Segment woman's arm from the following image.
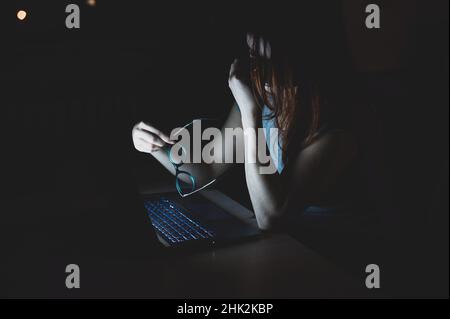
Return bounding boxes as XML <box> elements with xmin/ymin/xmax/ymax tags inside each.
<box><xmin>240</xmin><ymin>111</ymin><xmax>285</xmax><ymax>230</ymax></box>
<box><xmin>242</xmin><ymin>111</ymin><xmax>357</xmax><ymax>230</ymax></box>
<box><xmin>228</xmin><ymin>59</ymin><xmax>357</xmax><ymax>230</ymax></box>
<box><xmin>132</xmin><ymin>105</ymin><xmax>243</xmax><ymax>186</ymax></box>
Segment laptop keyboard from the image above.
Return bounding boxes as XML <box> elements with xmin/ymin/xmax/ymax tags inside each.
<box><xmin>144</xmin><ymin>197</ymin><xmax>215</xmax><ymax>245</ymax></box>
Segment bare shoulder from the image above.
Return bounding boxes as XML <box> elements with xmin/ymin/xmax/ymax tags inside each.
<box><xmin>301</xmin><ymin>129</ymin><xmax>358</xmax><ymax>163</ymax></box>
<box><xmin>287</xmin><ymin>129</ymin><xmax>359</xmax><ymax>197</ymax></box>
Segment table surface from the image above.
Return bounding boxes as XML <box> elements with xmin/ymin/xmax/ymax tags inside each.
<box><xmin>0</xmin><ymin>184</ymin><xmax>367</xmax><ymax>298</ymax></box>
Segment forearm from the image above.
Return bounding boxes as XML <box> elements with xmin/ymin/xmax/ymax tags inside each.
<box><xmin>150</xmin><ymin>106</ymin><xmax>241</xmax><ymax>186</ymax></box>
<box><xmin>241</xmin><ymin>111</ymin><xmax>286</xmax><ymax>230</ymax></box>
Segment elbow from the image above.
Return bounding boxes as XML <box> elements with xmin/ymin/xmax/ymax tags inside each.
<box><xmin>256</xmin><ymin>218</ymin><xmax>275</xmax><ymax>231</ymax></box>
<box><xmin>254</xmin><ymin>206</ymin><xmax>283</xmax><ymax>231</ymax></box>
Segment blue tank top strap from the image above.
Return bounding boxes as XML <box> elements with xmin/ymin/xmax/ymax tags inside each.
<box><xmin>262</xmin><ymin>105</ymin><xmax>285</xmax><ymax>173</ymax></box>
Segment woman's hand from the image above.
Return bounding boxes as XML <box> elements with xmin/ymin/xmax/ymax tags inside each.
<box><xmin>132</xmin><ymin>122</ymin><xmax>174</xmax><ymax>154</ymax></box>
<box><xmin>228</xmin><ymin>59</ymin><xmax>259</xmax><ymax>118</ymax></box>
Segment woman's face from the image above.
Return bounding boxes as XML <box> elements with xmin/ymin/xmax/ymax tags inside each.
<box><xmin>246</xmin><ymin>33</ymin><xmax>271</xmax><ymax>60</ymax></box>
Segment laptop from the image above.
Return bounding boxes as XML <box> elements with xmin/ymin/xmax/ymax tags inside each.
<box><xmin>141</xmin><ymin>191</ymin><xmax>261</xmax><ymax>248</ymax></box>
<box><xmin>60</xmin><ymin>154</ymin><xmax>261</xmax><ymax>252</ymax></box>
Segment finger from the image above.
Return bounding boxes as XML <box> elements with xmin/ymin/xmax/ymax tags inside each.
<box><xmin>133</xmin><ymin>139</ymin><xmax>149</xmax><ymax>153</ymax></box>
<box><xmin>135</xmin><ymin>138</ymin><xmax>164</xmax><ymax>153</ymax></box>
<box><xmin>136</xmin><ymin>139</ymin><xmax>161</xmax><ymax>153</ymax></box>
<box><xmin>137</xmin><ymin>121</ymin><xmax>154</xmax><ymax>132</ymax></box>
<box><xmin>134</xmin><ymin>129</ymin><xmax>165</xmax><ymax>147</ymax></box>
<box><xmin>155</xmin><ymin>131</ymin><xmax>175</xmax><ymax>145</ymax></box>
<box><xmin>137</xmin><ymin>122</ymin><xmax>174</xmax><ymax>144</ymax></box>
<box><xmin>229</xmin><ymin>59</ymin><xmax>238</xmax><ymax>78</ymax></box>
<box><xmin>134</xmin><ymin>140</ymin><xmax>149</xmax><ymax>153</ymax></box>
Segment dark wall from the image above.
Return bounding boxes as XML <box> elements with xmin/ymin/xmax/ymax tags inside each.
<box><xmin>0</xmin><ymin>0</ymin><xmax>447</xmax><ymax>297</ymax></box>
<box><xmin>0</xmin><ymin>1</ymin><xmax>448</xmax><ymax>295</ymax></box>
<box><xmin>0</xmin><ymin>1</ymin><xmax>237</xmax><ymax>197</ymax></box>
<box><xmin>0</xmin><ymin>1</ymin><xmax>350</xmax><ymax>201</ymax></box>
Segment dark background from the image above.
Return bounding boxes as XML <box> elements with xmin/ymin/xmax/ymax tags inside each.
<box><xmin>0</xmin><ymin>0</ymin><xmax>448</xmax><ymax>297</ymax></box>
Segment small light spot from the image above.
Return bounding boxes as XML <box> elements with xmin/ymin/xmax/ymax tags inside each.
<box><xmin>87</xmin><ymin>0</ymin><xmax>97</xmax><ymax>6</ymax></box>
<box><xmin>17</xmin><ymin>10</ymin><xmax>27</xmax><ymax>21</ymax></box>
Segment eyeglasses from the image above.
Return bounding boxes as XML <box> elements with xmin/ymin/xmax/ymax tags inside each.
<box><xmin>167</xmin><ymin>119</ymin><xmax>217</xmax><ymax>198</ymax></box>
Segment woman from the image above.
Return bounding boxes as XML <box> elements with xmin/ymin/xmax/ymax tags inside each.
<box><xmin>132</xmin><ymin>26</ymin><xmax>361</xmax><ymax>231</ymax></box>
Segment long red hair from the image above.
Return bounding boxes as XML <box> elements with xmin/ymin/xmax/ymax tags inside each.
<box><xmin>248</xmin><ymin>32</ymin><xmax>322</xmax><ymax>162</ymax></box>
